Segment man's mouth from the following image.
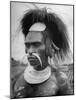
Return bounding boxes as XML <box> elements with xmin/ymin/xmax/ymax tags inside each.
<box><xmin>27</xmin><ymin>53</ymin><xmax>42</xmax><ymax>70</ymax></box>
<box><xmin>28</xmin><ymin>56</ymin><xmax>41</xmax><ymax>67</ymax></box>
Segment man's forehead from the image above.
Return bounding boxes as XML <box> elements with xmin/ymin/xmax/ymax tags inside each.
<box><xmin>25</xmin><ymin>31</ymin><xmax>43</xmax><ymax>43</ymax></box>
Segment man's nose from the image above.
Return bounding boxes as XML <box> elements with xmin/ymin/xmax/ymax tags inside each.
<box><xmin>28</xmin><ymin>46</ymin><xmax>35</xmax><ymax>55</ymax></box>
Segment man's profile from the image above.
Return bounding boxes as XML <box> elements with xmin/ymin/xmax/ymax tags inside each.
<box><xmin>10</xmin><ymin>2</ymin><xmax>74</xmax><ymax>99</ymax></box>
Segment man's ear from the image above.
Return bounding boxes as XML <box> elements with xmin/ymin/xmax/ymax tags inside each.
<box><xmin>45</xmin><ymin>38</ymin><xmax>55</xmax><ymax>58</ymax></box>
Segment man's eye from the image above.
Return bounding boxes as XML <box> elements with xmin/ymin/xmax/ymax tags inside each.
<box><xmin>25</xmin><ymin>43</ymin><xmax>30</xmax><ymax>48</ymax></box>
<box><xmin>25</xmin><ymin>42</ymin><xmax>41</xmax><ymax>48</ymax></box>
<box><xmin>33</xmin><ymin>43</ymin><xmax>41</xmax><ymax>47</ymax></box>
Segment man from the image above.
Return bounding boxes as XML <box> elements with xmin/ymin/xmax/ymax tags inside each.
<box><xmin>11</xmin><ymin>8</ymin><xmax>73</xmax><ymax>98</ymax></box>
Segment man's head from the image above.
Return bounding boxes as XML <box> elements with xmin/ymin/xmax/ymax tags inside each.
<box><xmin>25</xmin><ymin>23</ymin><xmax>52</xmax><ymax>70</ymax></box>
<box><xmin>21</xmin><ymin>8</ymin><xmax>69</xmax><ymax>69</ymax></box>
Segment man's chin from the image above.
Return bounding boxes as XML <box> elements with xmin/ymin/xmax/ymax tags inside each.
<box><xmin>29</xmin><ymin>63</ymin><xmax>43</xmax><ymax>71</ymax></box>
<box><xmin>26</xmin><ymin>52</ymin><xmax>48</xmax><ymax>70</ymax></box>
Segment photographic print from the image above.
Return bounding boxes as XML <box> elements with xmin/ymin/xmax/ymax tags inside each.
<box><xmin>10</xmin><ymin>1</ymin><xmax>74</xmax><ymax>99</ymax></box>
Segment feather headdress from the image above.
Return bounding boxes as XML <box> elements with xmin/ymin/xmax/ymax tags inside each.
<box><xmin>21</xmin><ymin>8</ymin><xmax>69</xmax><ymax>60</ymax></box>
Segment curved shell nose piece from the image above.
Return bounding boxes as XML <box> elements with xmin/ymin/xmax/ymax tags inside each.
<box><xmin>32</xmin><ymin>53</ymin><xmax>42</xmax><ymax>67</ymax></box>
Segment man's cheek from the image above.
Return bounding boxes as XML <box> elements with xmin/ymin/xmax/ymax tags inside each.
<box><xmin>37</xmin><ymin>45</ymin><xmax>45</xmax><ymax>55</ymax></box>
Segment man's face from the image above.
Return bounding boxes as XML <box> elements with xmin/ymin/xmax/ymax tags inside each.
<box><xmin>25</xmin><ymin>31</ymin><xmax>48</xmax><ymax>70</ymax></box>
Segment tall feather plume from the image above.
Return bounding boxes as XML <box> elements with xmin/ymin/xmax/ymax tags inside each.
<box><xmin>21</xmin><ymin>8</ymin><xmax>70</xmax><ymax>60</ymax></box>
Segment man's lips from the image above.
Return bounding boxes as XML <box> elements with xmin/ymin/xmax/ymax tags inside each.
<box><xmin>28</xmin><ymin>56</ymin><xmax>41</xmax><ymax>67</ymax></box>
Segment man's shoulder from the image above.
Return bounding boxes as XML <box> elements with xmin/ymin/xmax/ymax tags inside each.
<box><xmin>51</xmin><ymin>64</ymin><xmax>74</xmax><ymax>95</ymax></box>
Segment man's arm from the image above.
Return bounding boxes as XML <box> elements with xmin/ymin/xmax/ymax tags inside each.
<box><xmin>55</xmin><ymin>66</ymin><xmax>73</xmax><ymax>95</ymax></box>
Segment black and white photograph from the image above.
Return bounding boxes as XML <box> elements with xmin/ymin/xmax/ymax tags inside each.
<box><xmin>10</xmin><ymin>1</ymin><xmax>74</xmax><ymax>99</ymax></box>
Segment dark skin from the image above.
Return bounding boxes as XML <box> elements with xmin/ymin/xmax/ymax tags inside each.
<box><xmin>11</xmin><ymin>32</ymin><xmax>73</xmax><ymax>98</ymax></box>
<box><xmin>25</xmin><ymin>32</ymin><xmax>49</xmax><ymax>71</ymax></box>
